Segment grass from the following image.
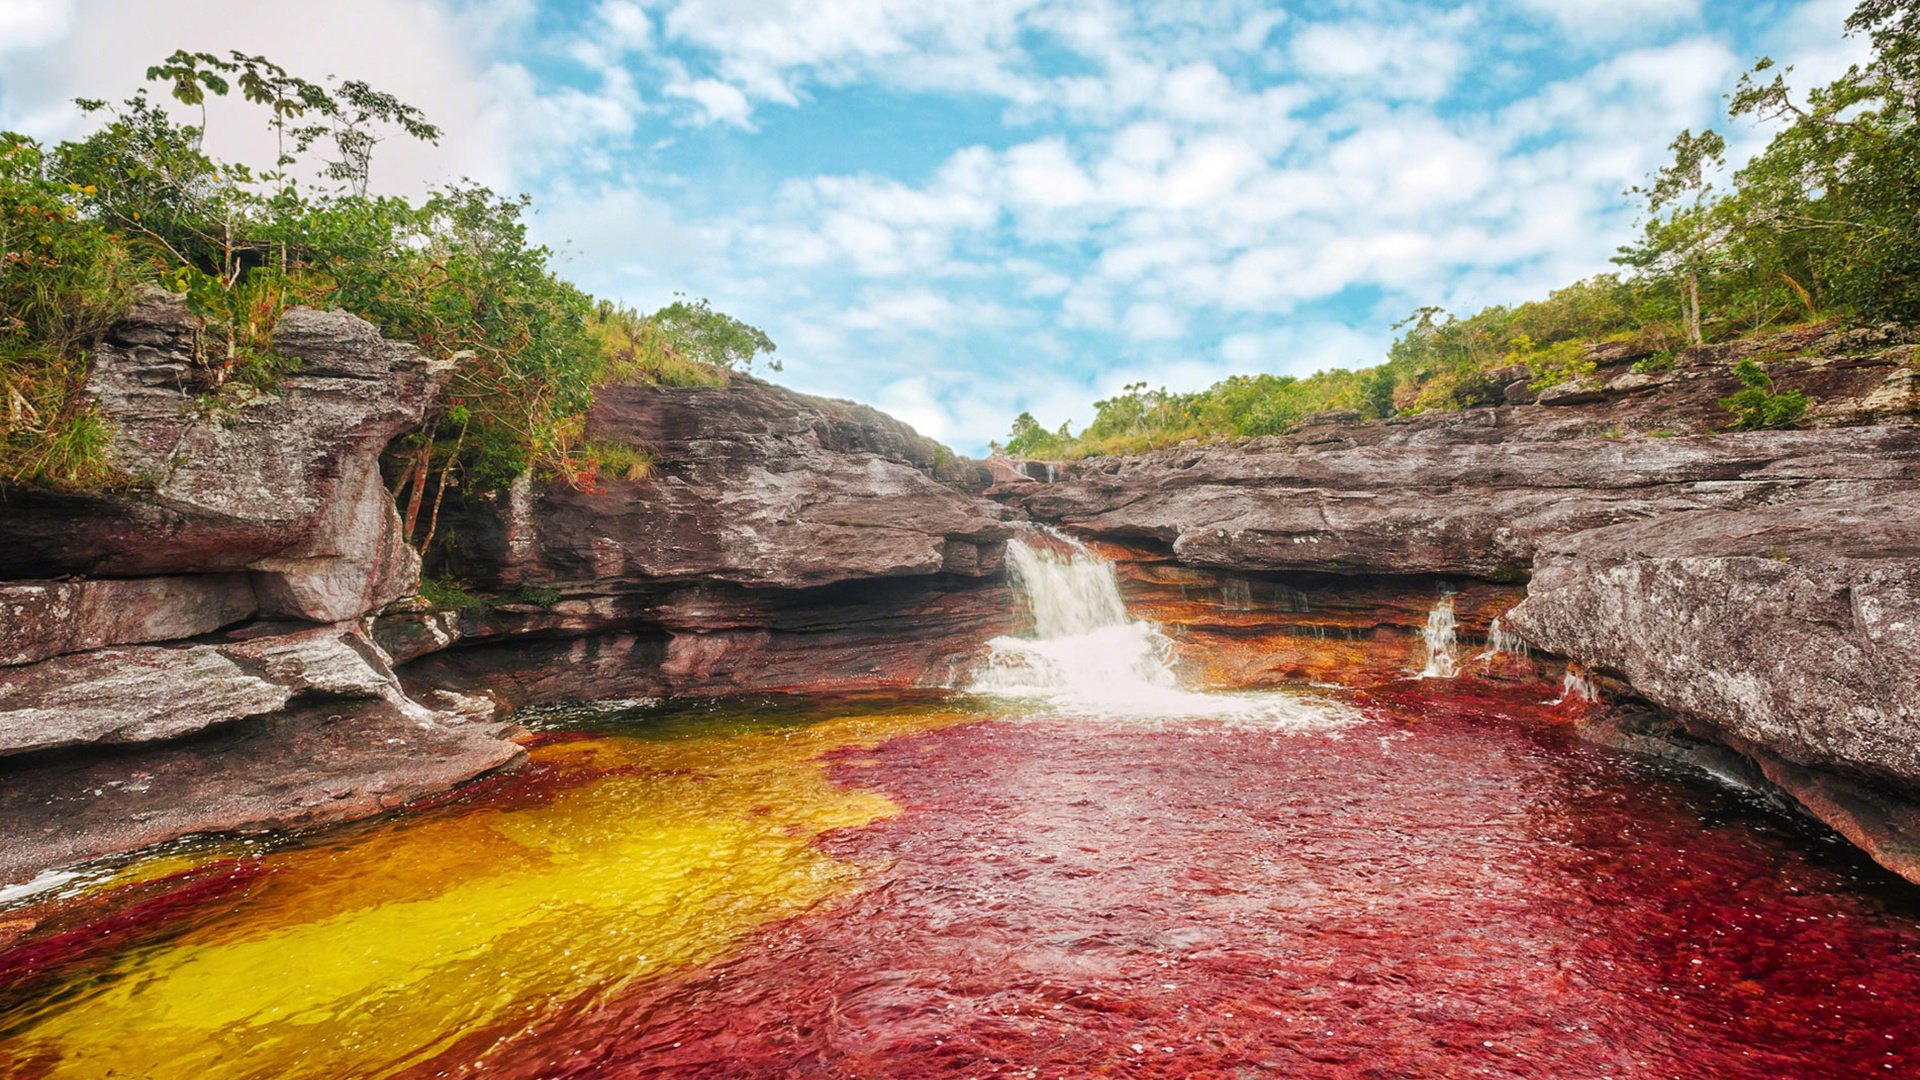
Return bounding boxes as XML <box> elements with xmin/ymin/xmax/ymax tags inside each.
<box><xmin>417</xmin><ymin>574</ymin><xmax>481</xmax><ymax>611</ymax></box>
<box><xmin>586</xmin><ymin>304</ymin><xmax>729</xmax><ymax>389</ymax></box>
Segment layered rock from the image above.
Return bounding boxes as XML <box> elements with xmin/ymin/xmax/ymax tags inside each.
<box><xmin>0</xmin><ymin>296</ymin><xmax>519</xmax><ymax>887</ymax></box>
<box><xmin>408</xmin><ymin>374</ymin><xmax>1016</xmax><ymax>706</ymax></box>
<box><xmin>0</xmin><ymin>290</ymin><xmax>443</xmax><ymax>621</ymax></box>
<box><xmin>1505</xmin><ymin>495</ymin><xmax>1920</xmax><ymax>879</ymax></box>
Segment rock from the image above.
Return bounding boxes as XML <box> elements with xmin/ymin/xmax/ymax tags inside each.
<box><xmin>0</xmin><ymin>697</ymin><xmax>522</xmax><ymax>885</ymax></box>
<box><xmin>0</xmin><ymin>622</ymin><xmax>420</xmax><ymax>758</ymax></box>
<box><xmin>1503</xmin><ymin>380</ymin><xmax>1537</xmax><ymax>405</ymax></box>
<box><xmin>0</xmin><ymin>575</ymin><xmax>256</xmax><ymax>666</ymax></box>
<box><xmin>1505</xmin><ymin>497</ymin><xmax>1920</xmax><ymax>787</ymax></box>
<box><xmin>443</xmin><ymin>375</ymin><xmax>1011</xmax><ymax>591</ymax></box>
<box><xmin>1535</xmin><ymin>379</ymin><xmax>1607</xmax><ymax>406</ymax></box>
<box><xmin>0</xmin><ymin>291</ymin><xmax>445</xmax><ymax>623</ymax></box>
<box><xmin>1015</xmin><ymin>424</ymin><xmax>1920</xmax><ymax>580</ymax></box>
<box><xmin>404</xmin><ymin>374</ymin><xmax>1019</xmax><ymax>706</ymax></box>
<box><xmin>1586</xmin><ymin>341</ymin><xmax>1657</xmax><ymax>367</ymax></box>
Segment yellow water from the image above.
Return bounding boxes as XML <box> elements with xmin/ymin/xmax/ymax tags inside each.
<box><xmin>0</xmin><ymin>699</ymin><xmax>974</xmax><ymax>1079</ymax></box>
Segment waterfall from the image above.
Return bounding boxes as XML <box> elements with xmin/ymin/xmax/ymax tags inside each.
<box><xmin>1416</xmin><ymin>593</ymin><xmax>1460</xmax><ymax>679</ymax></box>
<box><xmin>1551</xmin><ymin>663</ymin><xmax>1601</xmax><ymax>706</ymax></box>
<box><xmin>1482</xmin><ymin>616</ymin><xmax>1529</xmax><ymax>660</ymax></box>
<box><xmin>971</xmin><ymin>530</ymin><xmax>1353</xmax><ymax>728</ymax></box>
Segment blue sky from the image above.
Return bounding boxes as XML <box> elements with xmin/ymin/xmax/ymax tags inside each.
<box><xmin>0</xmin><ymin>0</ymin><xmax>1868</xmax><ymax>453</ymax></box>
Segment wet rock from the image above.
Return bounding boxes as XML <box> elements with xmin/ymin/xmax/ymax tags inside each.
<box><xmin>0</xmin><ymin>622</ymin><xmax>418</xmax><ymax>758</ymax></box>
<box><xmin>0</xmin><ymin>698</ymin><xmax>522</xmax><ymax>885</ymax></box>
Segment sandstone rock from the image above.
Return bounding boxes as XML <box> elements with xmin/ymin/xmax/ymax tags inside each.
<box><xmin>1016</xmin><ymin>425</ymin><xmax>1920</xmax><ymax>580</ymax></box>
<box><xmin>442</xmin><ymin>375</ymin><xmax>1011</xmax><ymax>591</ymax></box>
<box><xmin>1504</xmin><ymin>497</ymin><xmax>1920</xmax><ymax>787</ymax></box>
<box><xmin>0</xmin><ymin>291</ymin><xmax>444</xmax><ymax>623</ymax></box>
<box><xmin>0</xmin><ymin>622</ymin><xmax>420</xmax><ymax>758</ymax></box>
<box><xmin>0</xmin><ymin>698</ymin><xmax>522</xmax><ymax>885</ymax></box>
<box><xmin>1536</xmin><ymin>379</ymin><xmax>1607</xmax><ymax>406</ymax></box>
<box><xmin>0</xmin><ymin>575</ymin><xmax>256</xmax><ymax>666</ymax></box>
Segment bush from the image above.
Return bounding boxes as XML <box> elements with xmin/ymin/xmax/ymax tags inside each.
<box><xmin>1719</xmin><ymin>359</ymin><xmax>1810</xmax><ymax>430</ymax></box>
<box><xmin>0</xmin><ymin>133</ymin><xmax>135</xmax><ymax>487</ymax></box>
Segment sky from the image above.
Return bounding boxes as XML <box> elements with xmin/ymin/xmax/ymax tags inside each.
<box><xmin>0</xmin><ymin>0</ymin><xmax>1871</xmax><ymax>453</ymax></box>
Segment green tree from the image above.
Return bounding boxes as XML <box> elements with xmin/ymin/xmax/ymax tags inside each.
<box><xmin>1617</xmin><ymin>129</ymin><xmax>1728</xmax><ymax>346</ymax></box>
<box><xmin>650</xmin><ymin>295</ymin><xmax>778</xmax><ymax>372</ymax></box>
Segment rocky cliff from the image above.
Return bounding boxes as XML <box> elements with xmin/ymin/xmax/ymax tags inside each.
<box><xmin>4</xmin><ymin>303</ymin><xmax>1917</xmax><ymax>893</ymax></box>
<box><xmin>0</xmin><ymin>296</ymin><xmax>1016</xmax><ymax>887</ymax></box>
<box><xmin>385</xmin><ymin>372</ymin><xmax>1017</xmax><ymax>706</ymax></box>
<box><xmin>997</xmin><ymin>322</ymin><xmax>1920</xmax><ymax>882</ymax></box>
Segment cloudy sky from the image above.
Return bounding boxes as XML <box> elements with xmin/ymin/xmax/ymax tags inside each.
<box><xmin>0</xmin><ymin>0</ymin><xmax>1867</xmax><ymax>452</ymax></box>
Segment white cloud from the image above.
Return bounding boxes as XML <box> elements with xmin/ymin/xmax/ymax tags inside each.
<box><xmin>0</xmin><ymin>0</ymin><xmax>515</xmax><ymax>193</ymax></box>
<box><xmin>1516</xmin><ymin>0</ymin><xmax>1703</xmax><ymax>38</ymax></box>
<box><xmin>1287</xmin><ymin>19</ymin><xmax>1468</xmax><ymax>100</ymax></box>
<box><xmin>0</xmin><ymin>0</ymin><xmax>72</xmax><ymax>55</ymax></box>
<box><xmin>665</xmin><ymin>77</ymin><xmax>753</xmax><ymax>127</ymax></box>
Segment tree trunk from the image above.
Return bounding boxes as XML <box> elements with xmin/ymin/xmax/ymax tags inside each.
<box><xmin>418</xmin><ymin>415</ymin><xmax>469</xmax><ymax>557</ymax></box>
<box><xmin>401</xmin><ymin>434</ymin><xmax>433</xmax><ymax>538</ymax></box>
<box><xmin>1686</xmin><ymin>265</ymin><xmax>1704</xmax><ymax>346</ymax></box>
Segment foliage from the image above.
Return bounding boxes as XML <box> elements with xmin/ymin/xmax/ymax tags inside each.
<box><xmin>649</xmin><ymin>294</ymin><xmax>778</xmax><ymax>373</ymax></box>
<box><xmin>586</xmin><ymin>300</ymin><xmax>730</xmax><ymax>388</ymax></box>
<box><xmin>2</xmin><ymin>49</ymin><xmax>768</xmax><ymax>515</ymax></box>
<box><xmin>1719</xmin><ymin>359</ymin><xmax>1811</xmax><ymax>430</ymax></box>
<box><xmin>0</xmin><ymin>133</ymin><xmax>134</xmax><ymax>487</ymax></box>
<box><xmin>417</xmin><ymin>574</ymin><xmax>481</xmax><ymax>611</ymax></box>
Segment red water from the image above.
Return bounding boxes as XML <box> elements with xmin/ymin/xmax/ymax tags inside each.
<box><xmin>425</xmin><ymin>682</ymin><xmax>1920</xmax><ymax>1079</ymax></box>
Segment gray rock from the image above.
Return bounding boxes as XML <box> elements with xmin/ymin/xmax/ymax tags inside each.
<box><xmin>1505</xmin><ymin>497</ymin><xmax>1920</xmax><ymax>787</ymax></box>
<box><xmin>0</xmin><ymin>291</ymin><xmax>445</xmax><ymax>623</ymax></box>
<box><xmin>0</xmin><ymin>575</ymin><xmax>257</xmax><ymax>666</ymax></box>
<box><xmin>0</xmin><ymin>622</ymin><xmax>422</xmax><ymax>758</ymax></box>
<box><xmin>445</xmin><ymin>374</ymin><xmax>1012</xmax><ymax>591</ymax></box>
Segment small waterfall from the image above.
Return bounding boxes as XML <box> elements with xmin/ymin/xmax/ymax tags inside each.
<box><xmin>1416</xmin><ymin>593</ymin><xmax>1460</xmax><ymax>679</ymax></box>
<box><xmin>971</xmin><ymin>530</ymin><xmax>1354</xmax><ymax>727</ymax></box>
<box><xmin>972</xmin><ymin>531</ymin><xmax>1185</xmax><ymax>708</ymax></box>
<box><xmin>1551</xmin><ymin>662</ymin><xmax>1601</xmax><ymax>706</ymax></box>
<box><xmin>1482</xmin><ymin>616</ymin><xmax>1529</xmax><ymax>660</ymax></box>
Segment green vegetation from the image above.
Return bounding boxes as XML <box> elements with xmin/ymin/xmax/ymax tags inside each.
<box><xmin>417</xmin><ymin>574</ymin><xmax>481</xmax><ymax>612</ymax></box>
<box><xmin>1000</xmin><ymin>0</ymin><xmax>1918</xmax><ymax>457</ymax></box>
<box><xmin>0</xmin><ymin>50</ymin><xmax>773</xmax><ymax>504</ymax></box>
<box><xmin>1719</xmin><ymin>358</ymin><xmax>1811</xmax><ymax>430</ymax></box>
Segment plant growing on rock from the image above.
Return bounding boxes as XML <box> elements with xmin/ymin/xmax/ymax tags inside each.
<box><xmin>1719</xmin><ymin>359</ymin><xmax>1810</xmax><ymax>430</ymax></box>
<box><xmin>0</xmin><ymin>49</ymin><xmax>770</xmax><ymax>522</ymax></box>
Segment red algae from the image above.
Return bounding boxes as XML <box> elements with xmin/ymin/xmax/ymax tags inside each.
<box><xmin>448</xmin><ymin>683</ymin><xmax>1920</xmax><ymax>1079</ymax></box>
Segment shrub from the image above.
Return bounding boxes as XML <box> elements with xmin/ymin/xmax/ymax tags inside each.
<box><xmin>1719</xmin><ymin>359</ymin><xmax>1810</xmax><ymax>430</ymax></box>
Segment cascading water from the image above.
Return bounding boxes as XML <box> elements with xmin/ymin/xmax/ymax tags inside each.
<box><xmin>1480</xmin><ymin>616</ymin><xmax>1529</xmax><ymax>660</ymax></box>
<box><xmin>1416</xmin><ymin>592</ymin><xmax>1460</xmax><ymax>679</ymax></box>
<box><xmin>971</xmin><ymin>529</ymin><xmax>1352</xmax><ymax>727</ymax></box>
<box><xmin>1552</xmin><ymin>662</ymin><xmax>1601</xmax><ymax>705</ymax></box>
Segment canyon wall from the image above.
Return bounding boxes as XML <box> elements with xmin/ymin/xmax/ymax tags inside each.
<box><xmin>3</xmin><ymin>301</ymin><xmax>1916</xmax><ymax>889</ymax></box>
